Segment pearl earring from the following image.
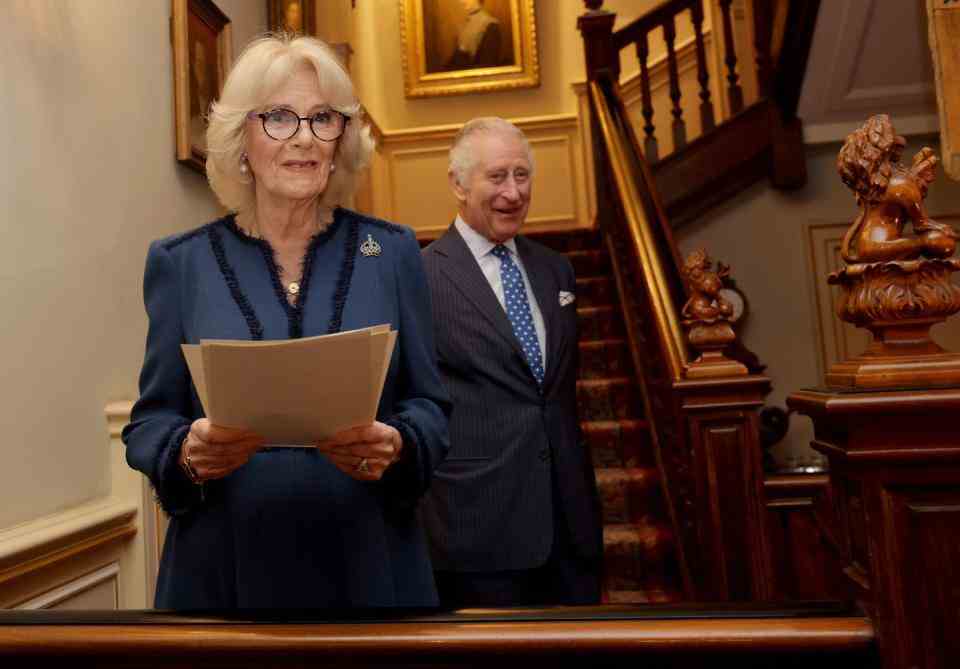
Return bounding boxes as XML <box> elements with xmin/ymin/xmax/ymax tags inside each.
<box><xmin>239</xmin><ymin>153</ymin><xmax>249</xmax><ymax>175</ymax></box>
<box><xmin>329</xmin><ymin>163</ymin><xmax>336</xmax><ymax>173</ymax></box>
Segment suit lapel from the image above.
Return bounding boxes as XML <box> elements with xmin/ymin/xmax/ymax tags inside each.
<box><xmin>516</xmin><ymin>235</ymin><xmax>564</xmax><ymax>391</ymax></box>
<box><xmin>434</xmin><ymin>225</ymin><xmax>528</xmax><ymax>364</ymax></box>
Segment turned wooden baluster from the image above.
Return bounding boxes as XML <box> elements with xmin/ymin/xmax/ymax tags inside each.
<box><xmin>718</xmin><ymin>0</ymin><xmax>744</xmax><ymax>113</ymax></box>
<box><xmin>752</xmin><ymin>0</ymin><xmax>774</xmax><ymax>99</ymax></box>
<box><xmin>636</xmin><ymin>33</ymin><xmax>659</xmax><ymax>162</ymax></box>
<box><xmin>690</xmin><ymin>1</ymin><xmax>715</xmax><ymax>132</ymax></box>
<box><xmin>662</xmin><ymin>16</ymin><xmax>686</xmax><ymax>150</ymax></box>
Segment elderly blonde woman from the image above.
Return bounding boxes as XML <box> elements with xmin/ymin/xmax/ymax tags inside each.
<box><xmin>123</xmin><ymin>35</ymin><xmax>451</xmax><ymax>608</ymax></box>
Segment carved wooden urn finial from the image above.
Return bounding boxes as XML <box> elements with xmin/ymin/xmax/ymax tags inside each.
<box><xmin>827</xmin><ymin>114</ymin><xmax>960</xmax><ymax>388</ymax></box>
<box><xmin>680</xmin><ymin>249</ymin><xmax>748</xmax><ymax>378</ymax></box>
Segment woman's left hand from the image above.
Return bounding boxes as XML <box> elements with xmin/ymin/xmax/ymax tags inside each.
<box><xmin>315</xmin><ymin>422</ymin><xmax>403</xmax><ymax>481</ymax></box>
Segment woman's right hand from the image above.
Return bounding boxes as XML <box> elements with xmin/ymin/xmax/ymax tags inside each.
<box><xmin>178</xmin><ymin>418</ymin><xmax>264</xmax><ymax>483</ymax></box>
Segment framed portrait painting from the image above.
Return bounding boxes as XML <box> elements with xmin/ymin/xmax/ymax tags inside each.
<box><xmin>400</xmin><ymin>0</ymin><xmax>539</xmax><ymax>98</ymax></box>
<box><xmin>172</xmin><ymin>0</ymin><xmax>233</xmax><ymax>173</ymax></box>
<box><xmin>266</xmin><ymin>0</ymin><xmax>317</xmax><ymax>36</ymax></box>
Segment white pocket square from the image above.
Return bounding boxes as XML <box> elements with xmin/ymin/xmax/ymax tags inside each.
<box><xmin>559</xmin><ymin>290</ymin><xmax>575</xmax><ymax>306</ymax></box>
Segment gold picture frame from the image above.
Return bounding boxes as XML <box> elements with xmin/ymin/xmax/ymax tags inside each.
<box><xmin>172</xmin><ymin>0</ymin><xmax>233</xmax><ymax>174</ymax></box>
<box><xmin>399</xmin><ymin>0</ymin><xmax>539</xmax><ymax>98</ymax></box>
<box><xmin>266</xmin><ymin>0</ymin><xmax>317</xmax><ymax>36</ymax></box>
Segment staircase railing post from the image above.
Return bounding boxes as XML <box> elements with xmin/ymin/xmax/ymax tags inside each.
<box><xmin>578</xmin><ymin>1</ymin><xmax>619</xmax><ymax>237</ymax></box>
<box><xmin>578</xmin><ymin>1</ymin><xmax>619</xmax><ymax>83</ymax></box>
<box><xmin>789</xmin><ymin>119</ymin><xmax>960</xmax><ymax>669</ymax></box>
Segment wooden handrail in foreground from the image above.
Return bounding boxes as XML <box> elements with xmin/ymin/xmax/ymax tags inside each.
<box><xmin>0</xmin><ymin>606</ymin><xmax>877</xmax><ymax>665</ymax></box>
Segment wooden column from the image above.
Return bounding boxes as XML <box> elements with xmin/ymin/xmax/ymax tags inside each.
<box><xmin>788</xmin><ymin>388</ymin><xmax>960</xmax><ymax>669</ymax></box>
<box><xmin>672</xmin><ymin>250</ymin><xmax>775</xmax><ymax>601</ymax></box>
<box><xmin>577</xmin><ymin>2</ymin><xmax>618</xmax><ymax>82</ymax></box>
<box><xmin>673</xmin><ymin>375</ymin><xmax>775</xmax><ymax>601</ymax></box>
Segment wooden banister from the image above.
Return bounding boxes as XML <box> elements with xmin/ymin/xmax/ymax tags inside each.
<box><xmin>589</xmin><ymin>78</ymin><xmax>689</xmax><ymax>383</ymax></box>
<box><xmin>586</xmin><ymin>72</ymin><xmax>776</xmax><ymax>602</ymax></box>
<box><xmin>581</xmin><ymin>0</ymin><xmax>815</xmax><ymax>226</ymax></box>
<box><xmin>612</xmin><ymin>0</ymin><xmax>700</xmax><ymax>51</ymax></box>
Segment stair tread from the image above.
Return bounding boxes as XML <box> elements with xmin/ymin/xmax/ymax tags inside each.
<box><xmin>603</xmin><ymin>520</ymin><xmax>672</xmax><ymax>537</ymax></box>
<box><xmin>595</xmin><ymin>466</ymin><xmax>658</xmax><ymax>484</ymax></box>
<box><xmin>577</xmin><ymin>377</ymin><xmax>634</xmax><ymax>387</ymax></box>
<box><xmin>579</xmin><ymin>338</ymin><xmax>627</xmax><ymax>348</ymax></box>
<box><xmin>541</xmin><ymin>230</ymin><xmax>678</xmax><ymax>603</ymax></box>
<box><xmin>581</xmin><ymin>418</ymin><xmax>649</xmax><ymax>430</ymax></box>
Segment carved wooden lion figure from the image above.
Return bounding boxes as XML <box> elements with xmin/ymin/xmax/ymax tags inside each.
<box><xmin>681</xmin><ymin>249</ymin><xmax>733</xmax><ymax>324</ymax></box>
<box><xmin>836</xmin><ymin>114</ymin><xmax>958</xmax><ymax>263</ymax></box>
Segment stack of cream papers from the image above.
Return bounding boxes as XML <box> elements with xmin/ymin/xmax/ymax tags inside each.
<box><xmin>181</xmin><ymin>325</ymin><xmax>397</xmax><ymax>446</ymax></box>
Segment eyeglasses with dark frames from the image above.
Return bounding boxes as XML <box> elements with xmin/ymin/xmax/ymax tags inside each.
<box><xmin>247</xmin><ymin>108</ymin><xmax>349</xmax><ymax>142</ymax></box>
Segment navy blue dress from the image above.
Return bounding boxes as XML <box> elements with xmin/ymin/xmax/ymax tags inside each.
<box><xmin>122</xmin><ymin>208</ymin><xmax>451</xmax><ymax>608</ymax></box>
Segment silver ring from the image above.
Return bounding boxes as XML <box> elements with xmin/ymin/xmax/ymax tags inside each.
<box><xmin>355</xmin><ymin>457</ymin><xmax>370</xmax><ymax>473</ymax></box>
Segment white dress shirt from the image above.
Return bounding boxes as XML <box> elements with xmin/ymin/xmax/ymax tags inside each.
<box><xmin>455</xmin><ymin>216</ymin><xmax>547</xmax><ymax>370</ymax></box>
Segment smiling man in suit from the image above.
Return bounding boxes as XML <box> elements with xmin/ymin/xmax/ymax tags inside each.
<box><xmin>421</xmin><ymin>117</ymin><xmax>603</xmax><ymax>607</ymax></box>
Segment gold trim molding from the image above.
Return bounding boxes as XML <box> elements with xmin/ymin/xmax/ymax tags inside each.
<box><xmin>379</xmin><ymin>113</ymin><xmax>579</xmax><ymax>144</ymax></box>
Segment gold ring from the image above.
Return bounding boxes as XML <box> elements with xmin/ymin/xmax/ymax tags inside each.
<box><xmin>355</xmin><ymin>457</ymin><xmax>370</xmax><ymax>473</ymax></box>
<box><xmin>182</xmin><ymin>454</ymin><xmax>201</xmax><ymax>484</ymax></box>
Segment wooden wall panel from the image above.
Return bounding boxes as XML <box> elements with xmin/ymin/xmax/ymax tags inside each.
<box><xmin>882</xmin><ymin>487</ymin><xmax>960</xmax><ymax>666</ymax></box>
<box><xmin>368</xmin><ymin>115</ymin><xmax>589</xmax><ymax>239</ymax></box>
<box><xmin>764</xmin><ymin>475</ymin><xmax>849</xmax><ymax>601</ymax></box>
<box><xmin>17</xmin><ymin>563</ymin><xmax>119</xmax><ymax>610</ymax></box>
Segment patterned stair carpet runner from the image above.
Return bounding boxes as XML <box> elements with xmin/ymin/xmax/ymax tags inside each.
<box><xmin>537</xmin><ymin>229</ymin><xmax>683</xmax><ymax>603</ymax></box>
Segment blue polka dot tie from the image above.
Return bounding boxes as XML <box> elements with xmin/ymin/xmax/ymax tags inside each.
<box><xmin>491</xmin><ymin>244</ymin><xmax>545</xmax><ymax>388</ymax></box>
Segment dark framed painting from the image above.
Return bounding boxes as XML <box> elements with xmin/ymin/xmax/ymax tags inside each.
<box><xmin>400</xmin><ymin>0</ymin><xmax>539</xmax><ymax>98</ymax></box>
<box><xmin>172</xmin><ymin>0</ymin><xmax>233</xmax><ymax>173</ymax></box>
<box><xmin>267</xmin><ymin>0</ymin><xmax>317</xmax><ymax>35</ymax></box>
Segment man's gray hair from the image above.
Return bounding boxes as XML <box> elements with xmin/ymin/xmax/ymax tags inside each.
<box><xmin>448</xmin><ymin>117</ymin><xmax>534</xmax><ymax>185</ymax></box>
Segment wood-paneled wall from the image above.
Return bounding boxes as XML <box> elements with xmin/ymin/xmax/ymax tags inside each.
<box><xmin>0</xmin><ymin>401</ymin><xmax>151</xmax><ymax>611</ymax></box>
<box><xmin>365</xmin><ymin>114</ymin><xmax>591</xmax><ymax>238</ymax></box>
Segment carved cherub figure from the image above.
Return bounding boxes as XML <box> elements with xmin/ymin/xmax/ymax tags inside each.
<box><xmin>681</xmin><ymin>249</ymin><xmax>734</xmax><ymax>325</ymax></box>
<box><xmin>837</xmin><ymin>114</ymin><xmax>958</xmax><ymax>263</ymax></box>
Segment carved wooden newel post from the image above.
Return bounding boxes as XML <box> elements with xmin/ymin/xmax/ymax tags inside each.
<box><xmin>674</xmin><ymin>251</ymin><xmax>774</xmax><ymax>601</ymax></box>
<box><xmin>789</xmin><ymin>115</ymin><xmax>960</xmax><ymax>669</ymax></box>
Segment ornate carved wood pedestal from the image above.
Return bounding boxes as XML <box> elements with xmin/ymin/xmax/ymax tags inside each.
<box><xmin>787</xmin><ymin>387</ymin><xmax>960</xmax><ymax>669</ymax></box>
<box><xmin>826</xmin><ymin>259</ymin><xmax>960</xmax><ymax>388</ymax></box>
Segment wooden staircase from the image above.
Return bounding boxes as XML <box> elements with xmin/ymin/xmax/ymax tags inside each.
<box><xmin>534</xmin><ymin>229</ymin><xmax>683</xmax><ymax>603</ymax></box>
<box><xmin>574</xmin><ymin>0</ymin><xmax>819</xmax><ymax>603</ymax></box>
<box><xmin>580</xmin><ymin>0</ymin><xmax>821</xmax><ymax>228</ymax></box>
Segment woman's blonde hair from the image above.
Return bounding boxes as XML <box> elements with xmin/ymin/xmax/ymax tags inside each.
<box><xmin>206</xmin><ymin>34</ymin><xmax>374</xmax><ymax>228</ymax></box>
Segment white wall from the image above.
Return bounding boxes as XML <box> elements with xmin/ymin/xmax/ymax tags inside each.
<box><xmin>0</xmin><ymin>0</ymin><xmax>265</xmax><ymax>531</ymax></box>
